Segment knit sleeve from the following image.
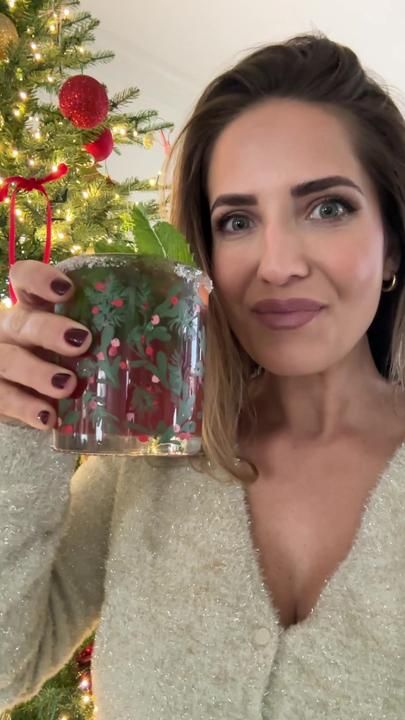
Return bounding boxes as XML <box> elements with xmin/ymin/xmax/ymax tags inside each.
<box><xmin>0</xmin><ymin>423</ymin><xmax>118</xmax><ymax>712</ymax></box>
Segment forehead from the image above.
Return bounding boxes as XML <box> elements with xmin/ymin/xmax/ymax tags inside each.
<box><xmin>207</xmin><ymin>99</ymin><xmax>372</xmax><ymax>198</ymax></box>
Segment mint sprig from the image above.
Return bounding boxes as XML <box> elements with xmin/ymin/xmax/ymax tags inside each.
<box><xmin>131</xmin><ymin>205</ymin><xmax>196</xmax><ymax>266</ymax></box>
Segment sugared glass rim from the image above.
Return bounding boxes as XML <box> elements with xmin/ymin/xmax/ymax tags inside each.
<box><xmin>54</xmin><ymin>253</ymin><xmax>213</xmax><ymax>292</ymax></box>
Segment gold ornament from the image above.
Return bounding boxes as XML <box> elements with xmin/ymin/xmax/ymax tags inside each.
<box><xmin>142</xmin><ymin>132</ymin><xmax>154</xmax><ymax>150</ymax></box>
<box><xmin>0</xmin><ymin>13</ymin><xmax>18</xmax><ymax>61</ymax></box>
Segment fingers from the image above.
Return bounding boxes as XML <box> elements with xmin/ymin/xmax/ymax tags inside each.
<box><xmin>0</xmin><ymin>378</ymin><xmax>58</xmax><ymax>431</ymax></box>
<box><xmin>9</xmin><ymin>259</ymin><xmax>76</xmax><ymax>306</ymax></box>
<box><xmin>0</xmin><ymin>305</ymin><xmax>92</xmax><ymax>354</ymax></box>
<box><xmin>0</xmin><ymin>343</ymin><xmax>78</xmax><ymax>396</ymax></box>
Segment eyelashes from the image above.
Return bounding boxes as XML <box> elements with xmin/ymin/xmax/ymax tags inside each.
<box><xmin>213</xmin><ymin>195</ymin><xmax>359</xmax><ymax>236</ymax></box>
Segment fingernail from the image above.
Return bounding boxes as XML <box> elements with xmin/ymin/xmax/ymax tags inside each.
<box><xmin>51</xmin><ymin>373</ymin><xmax>72</xmax><ymax>389</ymax></box>
<box><xmin>64</xmin><ymin>328</ymin><xmax>89</xmax><ymax>347</ymax></box>
<box><xmin>51</xmin><ymin>279</ymin><xmax>72</xmax><ymax>295</ymax></box>
<box><xmin>37</xmin><ymin>410</ymin><xmax>50</xmax><ymax>425</ymax></box>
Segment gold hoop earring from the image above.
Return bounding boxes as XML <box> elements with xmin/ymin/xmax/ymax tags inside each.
<box><xmin>382</xmin><ymin>274</ymin><xmax>397</xmax><ymax>293</ymax></box>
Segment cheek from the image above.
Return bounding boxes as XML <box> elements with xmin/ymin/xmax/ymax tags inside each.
<box><xmin>212</xmin><ymin>244</ymin><xmax>251</xmax><ymax>301</ymax></box>
<box><xmin>324</xmin><ymin>231</ymin><xmax>384</xmax><ymax>299</ymax></box>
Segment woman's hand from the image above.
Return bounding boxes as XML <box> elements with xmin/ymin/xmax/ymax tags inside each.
<box><xmin>0</xmin><ymin>260</ymin><xmax>92</xmax><ymax>430</ymax></box>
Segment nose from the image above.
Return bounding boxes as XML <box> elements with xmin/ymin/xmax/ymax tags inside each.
<box><xmin>256</xmin><ymin>221</ymin><xmax>310</xmax><ymax>286</ymax></box>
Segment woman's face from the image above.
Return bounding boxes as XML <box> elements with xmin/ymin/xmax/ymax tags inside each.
<box><xmin>208</xmin><ymin>98</ymin><xmax>394</xmax><ymax>376</ymax></box>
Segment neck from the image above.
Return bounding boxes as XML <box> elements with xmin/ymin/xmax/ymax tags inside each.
<box><xmin>249</xmin><ymin>337</ymin><xmax>395</xmax><ymax>444</ymax></box>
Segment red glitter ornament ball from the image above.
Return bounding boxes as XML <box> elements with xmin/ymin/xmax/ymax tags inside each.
<box><xmin>83</xmin><ymin>127</ymin><xmax>114</xmax><ymax>161</ymax></box>
<box><xmin>59</xmin><ymin>75</ymin><xmax>109</xmax><ymax>129</ymax></box>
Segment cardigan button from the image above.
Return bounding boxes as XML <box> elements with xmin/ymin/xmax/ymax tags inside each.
<box><xmin>253</xmin><ymin>627</ymin><xmax>271</xmax><ymax>646</ymax></box>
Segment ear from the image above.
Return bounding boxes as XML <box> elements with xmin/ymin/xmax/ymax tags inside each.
<box><xmin>383</xmin><ymin>231</ymin><xmax>401</xmax><ymax>280</ymax></box>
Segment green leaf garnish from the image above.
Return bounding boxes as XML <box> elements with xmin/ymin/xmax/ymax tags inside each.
<box><xmin>131</xmin><ymin>205</ymin><xmax>196</xmax><ymax>266</ymax></box>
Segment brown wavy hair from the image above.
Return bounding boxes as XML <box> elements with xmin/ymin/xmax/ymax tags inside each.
<box><xmin>167</xmin><ymin>31</ymin><xmax>405</xmax><ymax>485</ymax></box>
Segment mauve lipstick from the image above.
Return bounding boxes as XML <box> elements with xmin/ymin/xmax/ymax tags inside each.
<box><xmin>251</xmin><ymin>297</ymin><xmax>326</xmax><ymax>330</ymax></box>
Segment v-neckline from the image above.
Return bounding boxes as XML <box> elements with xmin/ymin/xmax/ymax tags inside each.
<box><xmin>239</xmin><ymin>440</ymin><xmax>405</xmax><ymax>635</ymax></box>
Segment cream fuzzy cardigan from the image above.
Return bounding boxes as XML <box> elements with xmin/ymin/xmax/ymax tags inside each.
<box><xmin>0</xmin><ymin>423</ymin><xmax>405</xmax><ymax>719</ymax></box>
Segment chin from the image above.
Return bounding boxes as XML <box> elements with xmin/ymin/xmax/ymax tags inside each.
<box><xmin>256</xmin><ymin>353</ymin><xmax>335</xmax><ymax>377</ymax></box>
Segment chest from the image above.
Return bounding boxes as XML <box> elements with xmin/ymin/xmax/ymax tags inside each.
<box><xmin>243</xmin><ymin>449</ymin><xmax>395</xmax><ymax>631</ymax></box>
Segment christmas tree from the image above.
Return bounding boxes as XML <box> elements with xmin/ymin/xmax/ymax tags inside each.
<box><xmin>0</xmin><ymin>0</ymin><xmax>173</xmax><ymax>716</ymax></box>
<box><xmin>0</xmin><ymin>0</ymin><xmax>173</xmax><ymax>306</ymax></box>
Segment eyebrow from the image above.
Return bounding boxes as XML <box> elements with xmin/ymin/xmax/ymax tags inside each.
<box><xmin>209</xmin><ymin>175</ymin><xmax>364</xmax><ymax>214</ymax></box>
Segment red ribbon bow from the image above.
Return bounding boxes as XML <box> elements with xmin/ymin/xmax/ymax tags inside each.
<box><xmin>0</xmin><ymin>163</ymin><xmax>69</xmax><ymax>304</ymax></box>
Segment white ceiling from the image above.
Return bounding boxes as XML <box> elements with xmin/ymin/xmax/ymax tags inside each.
<box><xmin>80</xmin><ymin>0</ymin><xmax>404</xmax><ymax>187</ymax></box>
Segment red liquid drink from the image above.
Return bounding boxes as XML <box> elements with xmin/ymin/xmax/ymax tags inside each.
<box><xmin>51</xmin><ymin>254</ymin><xmax>212</xmax><ymax>456</ymax></box>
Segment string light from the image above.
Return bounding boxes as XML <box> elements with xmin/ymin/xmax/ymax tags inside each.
<box><xmin>7</xmin><ymin>0</ymin><xmax>16</xmax><ymax>8</ymax></box>
<box><xmin>28</xmin><ymin>158</ymin><xmax>36</xmax><ymax>167</ymax></box>
<box><xmin>12</xmin><ymin>108</ymin><xmax>21</xmax><ymax>117</ymax></box>
<box><xmin>82</xmin><ymin>191</ymin><xmax>89</xmax><ymax>199</ymax></box>
<box><xmin>34</xmin><ymin>53</ymin><xmax>42</xmax><ymax>62</ymax></box>
<box><xmin>19</xmin><ymin>91</ymin><xmax>27</xmax><ymax>101</ymax></box>
<box><xmin>63</xmin><ymin>7</ymin><xmax>70</xmax><ymax>16</ymax></box>
<box><xmin>133</xmin><ymin>130</ymin><xmax>138</xmax><ymax>137</ymax></box>
<box><xmin>78</xmin><ymin>46</ymin><xmax>85</xmax><ymax>54</ymax></box>
<box><xmin>47</xmin><ymin>75</ymin><xmax>55</xmax><ymax>83</ymax></box>
<box><xmin>34</xmin><ymin>130</ymin><xmax>41</xmax><ymax>140</ymax></box>
<box><xmin>1</xmin><ymin>298</ymin><xmax>12</xmax><ymax>308</ymax></box>
<box><xmin>11</xmin><ymin>149</ymin><xmax>19</xmax><ymax>157</ymax></box>
<box><xmin>30</xmin><ymin>42</ymin><xmax>37</xmax><ymax>50</ymax></box>
<box><xmin>49</xmin><ymin>23</ymin><xmax>57</xmax><ymax>33</ymax></box>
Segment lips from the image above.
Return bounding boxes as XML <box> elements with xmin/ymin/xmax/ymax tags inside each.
<box><xmin>251</xmin><ymin>298</ymin><xmax>325</xmax><ymax>313</ymax></box>
<box><xmin>253</xmin><ymin>308</ymin><xmax>324</xmax><ymax>330</ymax></box>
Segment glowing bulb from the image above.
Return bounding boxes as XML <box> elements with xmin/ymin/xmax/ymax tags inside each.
<box><xmin>66</xmin><ymin>210</ymin><xmax>73</xmax><ymax>222</ymax></box>
<box><xmin>34</xmin><ymin>53</ymin><xmax>42</xmax><ymax>61</ymax></box>
<box><xmin>107</xmin><ymin>238</ymin><xmax>113</xmax><ymax>244</ymax></box>
<box><xmin>30</xmin><ymin>42</ymin><xmax>37</xmax><ymax>50</ymax></box>
<box><xmin>2</xmin><ymin>298</ymin><xmax>12</xmax><ymax>308</ymax></box>
<box><xmin>49</xmin><ymin>23</ymin><xmax>57</xmax><ymax>33</ymax></box>
<box><xmin>12</xmin><ymin>149</ymin><xmax>18</xmax><ymax>157</ymax></box>
<box><xmin>119</xmin><ymin>128</ymin><xmax>127</xmax><ymax>137</ymax></box>
<box><xmin>57</xmin><ymin>232</ymin><xmax>65</xmax><ymax>240</ymax></box>
<box><xmin>82</xmin><ymin>191</ymin><xmax>89</xmax><ymax>199</ymax></box>
<box><xmin>82</xmin><ymin>694</ymin><xmax>91</xmax><ymax>705</ymax></box>
<box><xmin>34</xmin><ymin>131</ymin><xmax>41</xmax><ymax>140</ymax></box>
<box><xmin>78</xmin><ymin>46</ymin><xmax>85</xmax><ymax>54</ymax></box>
<box><xmin>133</xmin><ymin>130</ymin><xmax>138</xmax><ymax>137</ymax></box>
<box><xmin>63</xmin><ymin>7</ymin><xmax>70</xmax><ymax>16</ymax></box>
<box><xmin>8</xmin><ymin>0</ymin><xmax>16</xmax><ymax>8</ymax></box>
<box><xmin>15</xmin><ymin>208</ymin><xmax>23</xmax><ymax>218</ymax></box>
<box><xmin>47</xmin><ymin>75</ymin><xmax>54</xmax><ymax>83</ymax></box>
<box><xmin>19</xmin><ymin>91</ymin><xmax>27</xmax><ymax>100</ymax></box>
<box><xmin>149</xmin><ymin>178</ymin><xmax>157</xmax><ymax>187</ymax></box>
<box><xmin>13</xmin><ymin>108</ymin><xmax>21</xmax><ymax>117</ymax></box>
<box><xmin>28</xmin><ymin>158</ymin><xmax>36</xmax><ymax>167</ymax></box>
<box><xmin>52</xmin><ymin>164</ymin><xmax>58</xmax><ymax>172</ymax></box>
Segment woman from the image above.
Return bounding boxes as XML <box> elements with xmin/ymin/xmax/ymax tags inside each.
<box><xmin>0</xmin><ymin>31</ymin><xmax>404</xmax><ymax>719</ymax></box>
